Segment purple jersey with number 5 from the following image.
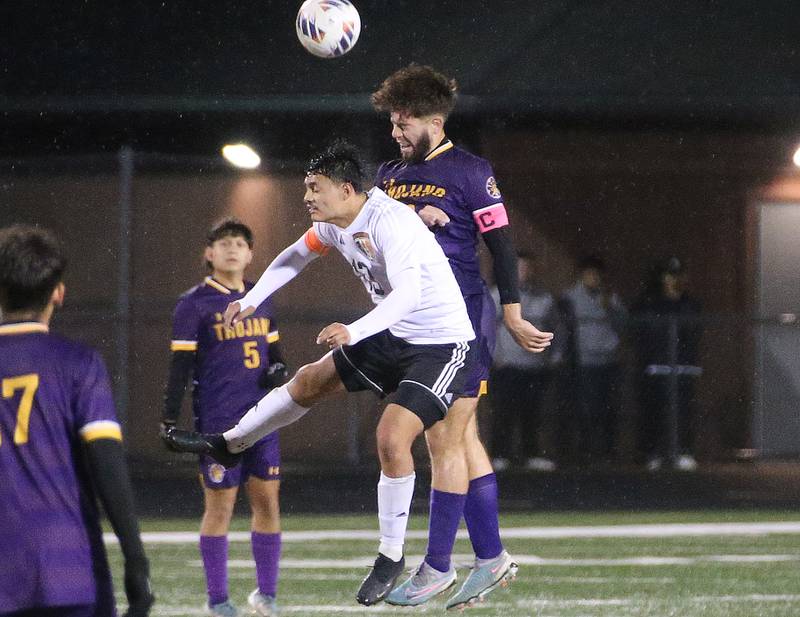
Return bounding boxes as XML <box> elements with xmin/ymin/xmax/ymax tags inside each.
<box><xmin>170</xmin><ymin>277</ymin><xmax>280</xmax><ymax>433</ymax></box>
<box><xmin>0</xmin><ymin>322</ymin><xmax>122</xmax><ymax>613</ymax></box>
<box><xmin>375</xmin><ymin>139</ymin><xmax>509</xmax><ymax>297</ymax></box>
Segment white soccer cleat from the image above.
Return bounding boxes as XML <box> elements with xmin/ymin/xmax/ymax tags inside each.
<box><xmin>247</xmin><ymin>589</ymin><xmax>280</xmax><ymax>616</ymax></box>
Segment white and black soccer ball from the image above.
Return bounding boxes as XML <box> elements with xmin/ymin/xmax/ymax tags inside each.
<box><xmin>295</xmin><ymin>0</ymin><xmax>361</xmax><ymax>58</ymax></box>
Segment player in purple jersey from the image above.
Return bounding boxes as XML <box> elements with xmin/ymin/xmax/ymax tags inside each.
<box><xmin>0</xmin><ymin>226</ymin><xmax>153</xmax><ymax>617</ymax></box>
<box><xmin>160</xmin><ymin>219</ymin><xmax>287</xmax><ymax>617</ymax></box>
<box><xmin>372</xmin><ymin>65</ymin><xmax>554</xmax><ymax>609</ymax></box>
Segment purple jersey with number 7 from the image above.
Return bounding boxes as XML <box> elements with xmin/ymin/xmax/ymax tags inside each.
<box><xmin>0</xmin><ymin>322</ymin><xmax>122</xmax><ymax>613</ymax></box>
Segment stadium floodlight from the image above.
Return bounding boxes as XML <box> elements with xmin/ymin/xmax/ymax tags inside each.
<box><xmin>222</xmin><ymin>144</ymin><xmax>261</xmax><ymax>169</ymax></box>
<box><xmin>793</xmin><ymin>146</ymin><xmax>800</xmax><ymax>168</ymax></box>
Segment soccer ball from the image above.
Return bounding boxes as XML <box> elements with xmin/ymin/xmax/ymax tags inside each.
<box><xmin>295</xmin><ymin>0</ymin><xmax>361</xmax><ymax>58</ymax></box>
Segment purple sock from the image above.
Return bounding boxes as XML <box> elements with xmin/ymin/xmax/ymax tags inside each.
<box><xmin>425</xmin><ymin>489</ymin><xmax>467</xmax><ymax>573</ymax></box>
<box><xmin>199</xmin><ymin>535</ymin><xmax>229</xmax><ymax>605</ymax></box>
<box><xmin>464</xmin><ymin>473</ymin><xmax>504</xmax><ymax>559</ymax></box>
<box><xmin>252</xmin><ymin>531</ymin><xmax>281</xmax><ymax>597</ymax></box>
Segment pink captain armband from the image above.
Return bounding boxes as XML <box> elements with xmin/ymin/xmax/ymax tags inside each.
<box><xmin>472</xmin><ymin>203</ymin><xmax>509</xmax><ymax>233</ymax></box>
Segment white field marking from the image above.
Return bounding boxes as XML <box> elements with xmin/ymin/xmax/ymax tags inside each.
<box><xmin>228</xmin><ymin>571</ymin><xmax>359</xmax><ymax>581</ymax></box>
<box><xmin>107</xmin><ymin>521</ymin><xmax>800</xmax><ymax>545</ymax></box>
<box><xmin>133</xmin><ymin>596</ymin><xmax>800</xmax><ymax>617</ymax></box>
<box><xmin>280</xmin><ymin>607</ymin><xmax>401</xmax><ymax>613</ymax></box>
<box><xmin>537</xmin><ymin>576</ymin><xmax>677</xmax><ymax>584</ymax></box>
<box><xmin>187</xmin><ymin>553</ymin><xmax>800</xmax><ymax>570</ymax></box>
<box><xmin>516</xmin><ymin>598</ymin><xmax>632</xmax><ymax>607</ymax></box>
<box><xmin>691</xmin><ymin>594</ymin><xmax>800</xmax><ymax>603</ymax></box>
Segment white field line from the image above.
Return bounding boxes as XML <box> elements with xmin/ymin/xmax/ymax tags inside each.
<box><xmin>690</xmin><ymin>594</ymin><xmax>800</xmax><ymax>603</ymax></box>
<box><xmin>108</xmin><ymin>521</ymin><xmax>800</xmax><ymax>545</ymax></box>
<box><xmin>186</xmin><ymin>553</ymin><xmax>800</xmax><ymax>569</ymax></box>
<box><xmin>148</xmin><ymin>595</ymin><xmax>800</xmax><ymax>616</ymax></box>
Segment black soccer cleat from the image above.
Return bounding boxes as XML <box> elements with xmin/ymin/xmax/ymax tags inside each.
<box><xmin>162</xmin><ymin>428</ymin><xmax>242</xmax><ymax>469</ymax></box>
<box><xmin>356</xmin><ymin>554</ymin><xmax>405</xmax><ymax>606</ymax></box>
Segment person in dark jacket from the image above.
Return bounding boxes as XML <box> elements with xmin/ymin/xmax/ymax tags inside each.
<box><xmin>632</xmin><ymin>257</ymin><xmax>703</xmax><ymax>471</ymax></box>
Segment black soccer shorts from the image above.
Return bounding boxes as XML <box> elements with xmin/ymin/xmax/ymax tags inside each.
<box><xmin>332</xmin><ymin>329</ymin><xmax>475</xmax><ymax>429</ymax></box>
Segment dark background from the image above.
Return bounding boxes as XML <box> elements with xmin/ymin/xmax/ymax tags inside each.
<box><xmin>2</xmin><ymin>1</ymin><xmax>800</xmax><ymax>509</ymax></box>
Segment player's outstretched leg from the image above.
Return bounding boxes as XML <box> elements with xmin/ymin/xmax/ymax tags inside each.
<box><xmin>161</xmin><ymin>427</ymin><xmax>242</xmax><ymax>468</ymax></box>
<box><xmin>445</xmin><ymin>551</ymin><xmax>518</xmax><ymax>610</ymax></box>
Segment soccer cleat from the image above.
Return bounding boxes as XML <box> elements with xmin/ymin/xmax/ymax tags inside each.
<box><xmin>356</xmin><ymin>553</ymin><xmax>405</xmax><ymax>606</ymax></box>
<box><xmin>674</xmin><ymin>454</ymin><xmax>698</xmax><ymax>472</ymax></box>
<box><xmin>163</xmin><ymin>428</ymin><xmax>242</xmax><ymax>468</ymax></box>
<box><xmin>247</xmin><ymin>589</ymin><xmax>280</xmax><ymax>616</ymax></box>
<box><xmin>445</xmin><ymin>551</ymin><xmax>518</xmax><ymax>611</ymax></box>
<box><xmin>208</xmin><ymin>599</ymin><xmax>239</xmax><ymax>617</ymax></box>
<box><xmin>386</xmin><ymin>560</ymin><xmax>457</xmax><ymax>606</ymax></box>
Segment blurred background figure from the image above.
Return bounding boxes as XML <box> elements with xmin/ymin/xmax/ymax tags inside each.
<box><xmin>560</xmin><ymin>255</ymin><xmax>627</xmax><ymax>465</ymax></box>
<box><xmin>632</xmin><ymin>257</ymin><xmax>703</xmax><ymax>472</ymax></box>
<box><xmin>489</xmin><ymin>252</ymin><xmax>565</xmax><ymax>472</ymax></box>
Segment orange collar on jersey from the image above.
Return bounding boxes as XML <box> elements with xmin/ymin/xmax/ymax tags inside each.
<box><xmin>0</xmin><ymin>322</ymin><xmax>49</xmax><ymax>336</ymax></box>
<box><xmin>204</xmin><ymin>276</ymin><xmax>245</xmax><ymax>294</ymax></box>
<box><xmin>424</xmin><ymin>138</ymin><xmax>454</xmax><ymax>162</ymax></box>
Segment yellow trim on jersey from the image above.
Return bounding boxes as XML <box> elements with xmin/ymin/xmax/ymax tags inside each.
<box><xmin>204</xmin><ymin>276</ymin><xmax>244</xmax><ymax>294</ymax></box>
<box><xmin>478</xmin><ymin>380</ymin><xmax>488</xmax><ymax>397</ymax></box>
<box><xmin>267</xmin><ymin>331</ymin><xmax>280</xmax><ymax>343</ymax></box>
<box><xmin>424</xmin><ymin>139</ymin><xmax>454</xmax><ymax>161</ymax></box>
<box><xmin>80</xmin><ymin>420</ymin><xmax>123</xmax><ymax>442</ymax></box>
<box><xmin>171</xmin><ymin>340</ymin><xmax>198</xmax><ymax>352</ymax></box>
<box><xmin>0</xmin><ymin>322</ymin><xmax>49</xmax><ymax>336</ymax></box>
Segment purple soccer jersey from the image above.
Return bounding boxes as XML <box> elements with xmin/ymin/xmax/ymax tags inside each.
<box><xmin>0</xmin><ymin>322</ymin><xmax>122</xmax><ymax>614</ymax></box>
<box><xmin>375</xmin><ymin>140</ymin><xmax>508</xmax><ymax>395</ymax></box>
<box><xmin>170</xmin><ymin>276</ymin><xmax>280</xmax><ymax>434</ymax></box>
<box><xmin>375</xmin><ymin>139</ymin><xmax>509</xmax><ymax>297</ymax></box>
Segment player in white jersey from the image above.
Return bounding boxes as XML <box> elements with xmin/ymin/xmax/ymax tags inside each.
<box><xmin>164</xmin><ymin>141</ymin><xmax>477</xmax><ymax>606</ymax></box>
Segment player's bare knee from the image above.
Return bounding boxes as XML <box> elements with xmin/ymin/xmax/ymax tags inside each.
<box><xmin>426</xmin><ymin>420</ymin><xmax>468</xmax><ymax>456</ymax></box>
<box><xmin>203</xmin><ymin>502</ymin><xmax>235</xmax><ymax>528</ymax></box>
<box><xmin>289</xmin><ymin>362</ymin><xmax>325</xmax><ymax>405</ymax></box>
<box><xmin>251</xmin><ymin>495</ymin><xmax>280</xmax><ymax>523</ymax></box>
<box><xmin>376</xmin><ymin>430</ymin><xmax>412</xmax><ymax>469</ymax></box>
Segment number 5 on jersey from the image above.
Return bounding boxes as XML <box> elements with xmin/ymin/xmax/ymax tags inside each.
<box><xmin>1</xmin><ymin>373</ymin><xmax>39</xmax><ymax>446</ymax></box>
<box><xmin>243</xmin><ymin>341</ymin><xmax>261</xmax><ymax>369</ymax></box>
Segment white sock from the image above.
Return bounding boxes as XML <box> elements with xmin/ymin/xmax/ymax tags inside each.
<box><xmin>223</xmin><ymin>385</ymin><xmax>309</xmax><ymax>453</ymax></box>
<box><xmin>377</xmin><ymin>471</ymin><xmax>415</xmax><ymax>562</ymax></box>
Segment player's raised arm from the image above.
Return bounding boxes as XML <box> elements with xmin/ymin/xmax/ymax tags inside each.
<box><xmin>224</xmin><ymin>229</ymin><xmax>327</xmax><ymax>328</ymax></box>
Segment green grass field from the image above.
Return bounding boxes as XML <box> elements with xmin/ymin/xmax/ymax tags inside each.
<box><xmin>107</xmin><ymin>511</ymin><xmax>800</xmax><ymax>616</ymax></box>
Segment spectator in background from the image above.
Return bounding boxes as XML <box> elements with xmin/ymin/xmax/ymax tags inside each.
<box><xmin>561</xmin><ymin>255</ymin><xmax>627</xmax><ymax>464</ymax></box>
<box><xmin>632</xmin><ymin>257</ymin><xmax>703</xmax><ymax>472</ymax></box>
<box><xmin>489</xmin><ymin>252</ymin><xmax>565</xmax><ymax>472</ymax></box>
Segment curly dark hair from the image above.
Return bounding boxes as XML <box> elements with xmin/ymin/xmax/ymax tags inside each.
<box><xmin>371</xmin><ymin>63</ymin><xmax>458</xmax><ymax>118</ymax></box>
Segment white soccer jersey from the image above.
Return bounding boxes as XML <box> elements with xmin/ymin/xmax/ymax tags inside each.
<box><xmin>309</xmin><ymin>187</ymin><xmax>475</xmax><ymax>345</ymax></box>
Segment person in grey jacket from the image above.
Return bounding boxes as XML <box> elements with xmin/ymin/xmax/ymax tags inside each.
<box><xmin>561</xmin><ymin>255</ymin><xmax>627</xmax><ymax>463</ymax></box>
<box><xmin>489</xmin><ymin>253</ymin><xmax>565</xmax><ymax>471</ymax></box>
